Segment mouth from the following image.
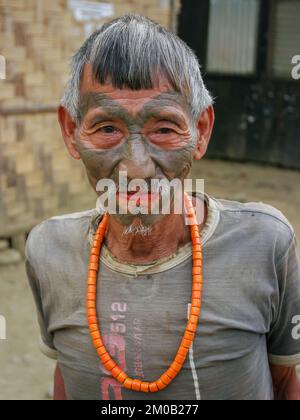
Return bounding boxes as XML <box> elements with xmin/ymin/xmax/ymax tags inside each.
<box><xmin>116</xmin><ymin>191</ymin><xmax>160</xmax><ymax>203</ymax></box>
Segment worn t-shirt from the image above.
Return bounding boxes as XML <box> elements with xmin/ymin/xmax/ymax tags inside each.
<box><xmin>25</xmin><ymin>194</ymin><xmax>300</xmax><ymax>400</ymax></box>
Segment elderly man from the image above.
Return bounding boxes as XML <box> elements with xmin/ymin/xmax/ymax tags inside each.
<box><xmin>25</xmin><ymin>14</ymin><xmax>300</xmax><ymax>400</ymax></box>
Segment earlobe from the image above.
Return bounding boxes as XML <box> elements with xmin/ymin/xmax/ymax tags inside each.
<box><xmin>57</xmin><ymin>106</ymin><xmax>81</xmax><ymax>160</ymax></box>
<box><xmin>193</xmin><ymin>105</ymin><xmax>215</xmax><ymax>161</ymax></box>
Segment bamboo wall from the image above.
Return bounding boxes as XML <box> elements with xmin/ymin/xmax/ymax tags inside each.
<box><xmin>0</xmin><ymin>0</ymin><xmax>180</xmax><ymax>237</ymax></box>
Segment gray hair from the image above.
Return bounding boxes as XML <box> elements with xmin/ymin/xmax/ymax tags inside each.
<box><xmin>61</xmin><ymin>14</ymin><xmax>213</xmax><ymax>122</ymax></box>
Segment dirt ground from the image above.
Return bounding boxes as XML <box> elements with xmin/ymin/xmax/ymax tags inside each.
<box><xmin>0</xmin><ymin>158</ymin><xmax>300</xmax><ymax>400</ymax></box>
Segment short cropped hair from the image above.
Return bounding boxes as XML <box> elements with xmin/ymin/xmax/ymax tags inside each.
<box><xmin>61</xmin><ymin>14</ymin><xmax>213</xmax><ymax>122</ymax></box>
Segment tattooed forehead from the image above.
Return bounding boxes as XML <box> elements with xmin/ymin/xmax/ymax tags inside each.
<box><xmin>78</xmin><ymin>91</ymin><xmax>192</xmax><ymax>123</ymax></box>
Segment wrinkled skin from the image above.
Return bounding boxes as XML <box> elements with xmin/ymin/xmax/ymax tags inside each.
<box><xmin>58</xmin><ymin>64</ymin><xmax>214</xmax><ymax>262</ymax></box>
<box><xmin>75</xmin><ymin>91</ymin><xmax>197</xmax><ymax>225</ymax></box>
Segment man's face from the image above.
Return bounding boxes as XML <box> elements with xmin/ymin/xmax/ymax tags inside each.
<box><xmin>73</xmin><ymin>65</ymin><xmax>199</xmax><ymax>226</ymax></box>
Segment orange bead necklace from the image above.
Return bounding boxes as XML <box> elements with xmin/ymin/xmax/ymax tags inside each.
<box><xmin>87</xmin><ymin>192</ymin><xmax>203</xmax><ymax>393</ymax></box>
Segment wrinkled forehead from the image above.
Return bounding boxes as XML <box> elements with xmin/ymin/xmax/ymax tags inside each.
<box><xmin>79</xmin><ymin>63</ymin><xmax>192</xmax><ymax>118</ymax></box>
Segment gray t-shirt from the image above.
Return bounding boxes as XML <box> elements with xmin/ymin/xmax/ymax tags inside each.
<box><xmin>25</xmin><ymin>194</ymin><xmax>300</xmax><ymax>400</ymax></box>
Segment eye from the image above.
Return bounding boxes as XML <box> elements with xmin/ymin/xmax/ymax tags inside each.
<box><xmin>156</xmin><ymin>127</ymin><xmax>174</xmax><ymax>134</ymax></box>
<box><xmin>99</xmin><ymin>125</ymin><xmax>119</xmax><ymax>134</ymax></box>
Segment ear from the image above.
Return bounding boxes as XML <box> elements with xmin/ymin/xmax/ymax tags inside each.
<box><xmin>57</xmin><ymin>106</ymin><xmax>81</xmax><ymax>160</ymax></box>
<box><xmin>193</xmin><ymin>105</ymin><xmax>215</xmax><ymax>160</ymax></box>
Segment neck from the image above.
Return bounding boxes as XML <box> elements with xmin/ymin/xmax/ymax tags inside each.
<box><xmin>105</xmin><ymin>196</ymin><xmax>207</xmax><ymax>264</ymax></box>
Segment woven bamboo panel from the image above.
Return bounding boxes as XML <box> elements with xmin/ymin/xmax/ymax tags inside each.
<box><xmin>0</xmin><ymin>0</ymin><xmax>180</xmax><ymax>236</ymax></box>
<box><xmin>0</xmin><ymin>112</ymin><xmax>96</xmax><ymax>236</ymax></box>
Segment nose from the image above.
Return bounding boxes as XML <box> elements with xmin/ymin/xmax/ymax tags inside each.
<box><xmin>118</xmin><ymin>138</ymin><xmax>156</xmax><ymax>180</ymax></box>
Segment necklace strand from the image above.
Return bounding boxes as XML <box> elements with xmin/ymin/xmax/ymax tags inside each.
<box><xmin>87</xmin><ymin>192</ymin><xmax>203</xmax><ymax>393</ymax></box>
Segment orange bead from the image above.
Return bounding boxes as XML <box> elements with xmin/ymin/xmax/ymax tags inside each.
<box><xmin>97</xmin><ymin>346</ymin><xmax>107</xmax><ymax>356</ymax></box>
<box><xmin>93</xmin><ymin>234</ymin><xmax>103</xmax><ymax>241</ymax></box>
<box><xmin>98</xmin><ymin>221</ymin><xmax>108</xmax><ymax>231</ymax></box>
<box><xmin>186</xmin><ymin>321</ymin><xmax>197</xmax><ymax>332</ymax></box>
<box><xmin>193</xmin><ymin>275</ymin><xmax>203</xmax><ymax>284</ymax></box>
<box><xmin>111</xmin><ymin>366</ymin><xmax>123</xmax><ymax>378</ymax></box>
<box><xmin>90</xmin><ymin>247</ymin><xmax>100</xmax><ymax>256</ymax></box>
<box><xmin>160</xmin><ymin>373</ymin><xmax>172</xmax><ymax>385</ymax></box>
<box><xmin>192</xmin><ymin>283</ymin><xmax>202</xmax><ymax>291</ymax></box>
<box><xmin>89</xmin><ymin>262</ymin><xmax>99</xmax><ymax>271</ymax></box>
<box><xmin>140</xmin><ymin>382</ymin><xmax>150</xmax><ymax>392</ymax></box>
<box><xmin>97</xmin><ymin>230</ymin><xmax>106</xmax><ymax>239</ymax></box>
<box><xmin>189</xmin><ymin>315</ymin><xmax>198</xmax><ymax>324</ymax></box>
<box><xmin>104</xmin><ymin>359</ymin><xmax>116</xmax><ymax>371</ymax></box>
<box><xmin>117</xmin><ymin>372</ymin><xmax>128</xmax><ymax>384</ymax></box>
<box><xmin>184</xmin><ymin>330</ymin><xmax>195</xmax><ymax>341</ymax></box>
<box><xmin>88</xmin><ymin>308</ymin><xmax>97</xmax><ymax>317</ymax></box>
<box><xmin>91</xmin><ymin>330</ymin><xmax>100</xmax><ymax>340</ymax></box>
<box><xmin>131</xmin><ymin>379</ymin><xmax>142</xmax><ymax>392</ymax></box>
<box><xmin>87</xmin><ymin>301</ymin><xmax>96</xmax><ymax>309</ymax></box>
<box><xmin>165</xmin><ymin>367</ymin><xmax>178</xmax><ymax>379</ymax></box>
<box><xmin>193</xmin><ymin>259</ymin><xmax>202</xmax><ymax>267</ymax></box>
<box><xmin>192</xmin><ymin>251</ymin><xmax>202</xmax><ymax>260</ymax></box>
<box><xmin>181</xmin><ymin>338</ymin><xmax>192</xmax><ymax>349</ymax></box>
<box><xmin>123</xmin><ymin>378</ymin><xmax>133</xmax><ymax>390</ymax></box>
<box><xmin>192</xmin><ymin>298</ymin><xmax>201</xmax><ymax>308</ymax></box>
<box><xmin>192</xmin><ymin>231</ymin><xmax>200</xmax><ymax>239</ymax></box>
<box><xmin>88</xmin><ymin>277</ymin><xmax>97</xmax><ymax>286</ymax></box>
<box><xmin>87</xmin><ymin>292</ymin><xmax>96</xmax><ymax>300</ymax></box>
<box><xmin>191</xmin><ymin>231</ymin><xmax>200</xmax><ymax>239</ymax></box>
<box><xmin>89</xmin><ymin>324</ymin><xmax>98</xmax><ymax>332</ymax></box>
<box><xmin>93</xmin><ymin>240</ymin><xmax>101</xmax><ymax>248</ymax></box>
<box><xmin>87</xmin><ymin>285</ymin><xmax>97</xmax><ymax>293</ymax></box>
<box><xmin>192</xmin><ymin>267</ymin><xmax>202</xmax><ymax>275</ymax></box>
<box><xmin>88</xmin><ymin>270</ymin><xmax>97</xmax><ymax>278</ymax></box>
<box><xmin>88</xmin><ymin>316</ymin><xmax>98</xmax><ymax>324</ymax></box>
<box><xmin>192</xmin><ymin>238</ymin><xmax>201</xmax><ymax>245</ymax></box>
<box><xmin>93</xmin><ymin>339</ymin><xmax>103</xmax><ymax>348</ymax></box>
<box><xmin>149</xmin><ymin>382</ymin><xmax>159</xmax><ymax>392</ymax></box>
<box><xmin>192</xmin><ymin>290</ymin><xmax>201</xmax><ymax>299</ymax></box>
<box><xmin>171</xmin><ymin>361</ymin><xmax>182</xmax><ymax>372</ymax></box>
<box><xmin>175</xmin><ymin>353</ymin><xmax>186</xmax><ymax>364</ymax></box>
<box><xmin>193</xmin><ymin>245</ymin><xmax>202</xmax><ymax>252</ymax></box>
<box><xmin>101</xmin><ymin>353</ymin><xmax>111</xmax><ymax>363</ymax></box>
<box><xmin>90</xmin><ymin>255</ymin><xmax>99</xmax><ymax>263</ymax></box>
<box><xmin>178</xmin><ymin>346</ymin><xmax>189</xmax><ymax>357</ymax></box>
<box><xmin>190</xmin><ymin>306</ymin><xmax>200</xmax><ymax>316</ymax></box>
<box><xmin>156</xmin><ymin>379</ymin><xmax>167</xmax><ymax>390</ymax></box>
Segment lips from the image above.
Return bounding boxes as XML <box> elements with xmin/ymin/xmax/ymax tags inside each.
<box><xmin>116</xmin><ymin>191</ymin><xmax>160</xmax><ymax>207</ymax></box>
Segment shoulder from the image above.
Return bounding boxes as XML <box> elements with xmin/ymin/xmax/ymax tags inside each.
<box><xmin>25</xmin><ymin>209</ymin><xmax>100</xmax><ymax>265</ymax></box>
<box><xmin>210</xmin><ymin>197</ymin><xmax>295</xmax><ymax>259</ymax></box>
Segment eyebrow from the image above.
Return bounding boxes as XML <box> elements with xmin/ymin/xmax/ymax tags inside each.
<box><xmin>140</xmin><ymin>110</ymin><xmax>186</xmax><ymax>125</ymax></box>
<box><xmin>79</xmin><ymin>91</ymin><xmax>188</xmax><ymax>125</ymax></box>
<box><xmin>88</xmin><ymin>110</ymin><xmax>129</xmax><ymax>127</ymax></box>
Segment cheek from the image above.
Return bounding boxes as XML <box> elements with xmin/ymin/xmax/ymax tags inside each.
<box><xmin>78</xmin><ymin>128</ymin><xmax>124</xmax><ymax>150</ymax></box>
<box><xmin>76</xmin><ymin>142</ymin><xmax>124</xmax><ymax>183</ymax></box>
<box><xmin>146</xmin><ymin>130</ymin><xmax>193</xmax><ymax>150</ymax></box>
<box><xmin>149</xmin><ymin>145</ymin><xmax>194</xmax><ymax>179</ymax></box>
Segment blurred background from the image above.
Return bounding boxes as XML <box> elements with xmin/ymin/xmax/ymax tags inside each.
<box><xmin>0</xmin><ymin>0</ymin><xmax>299</xmax><ymax>399</ymax></box>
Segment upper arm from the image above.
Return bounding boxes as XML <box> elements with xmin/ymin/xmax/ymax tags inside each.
<box><xmin>25</xmin><ymin>227</ymin><xmax>58</xmax><ymax>357</ymax></box>
<box><xmin>267</xmin><ymin>235</ymin><xmax>300</xmax><ymax>366</ymax></box>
